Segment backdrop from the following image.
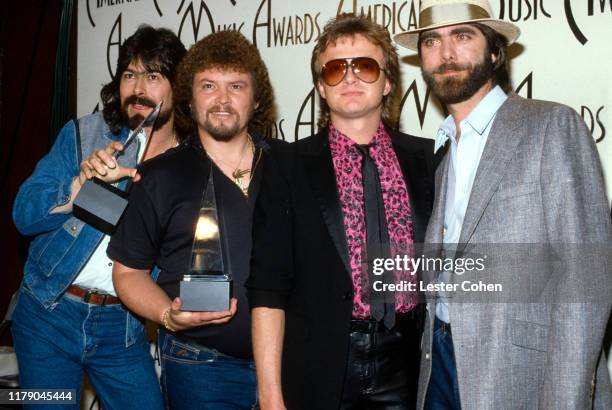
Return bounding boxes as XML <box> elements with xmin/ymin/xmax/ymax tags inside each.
<box><xmin>77</xmin><ymin>0</ymin><xmax>611</xmax><ymax>199</ymax></box>
<box><xmin>77</xmin><ymin>0</ymin><xmax>612</xmax><ymax>375</ymax></box>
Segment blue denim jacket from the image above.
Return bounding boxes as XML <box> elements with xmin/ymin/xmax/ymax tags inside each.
<box><xmin>13</xmin><ymin>113</ymin><xmax>149</xmax><ymax>347</ymax></box>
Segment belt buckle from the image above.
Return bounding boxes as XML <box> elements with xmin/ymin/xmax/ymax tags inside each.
<box><xmin>82</xmin><ymin>289</ymin><xmax>94</xmax><ymax>304</ymax></box>
<box><xmin>351</xmin><ymin>319</ymin><xmax>381</xmax><ymax>333</ymax></box>
<box><xmin>83</xmin><ymin>289</ymin><xmax>107</xmax><ymax>306</ymax></box>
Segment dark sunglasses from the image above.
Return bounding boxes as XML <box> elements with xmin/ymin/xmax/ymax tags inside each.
<box><xmin>320</xmin><ymin>57</ymin><xmax>384</xmax><ymax>86</ymax></box>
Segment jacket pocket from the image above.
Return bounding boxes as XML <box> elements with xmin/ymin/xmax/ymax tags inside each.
<box><xmin>493</xmin><ymin>181</ymin><xmax>538</xmax><ymax>201</ymax></box>
<box><xmin>29</xmin><ymin>230</ymin><xmax>59</xmax><ymax>262</ymax></box>
<box><xmin>35</xmin><ymin>222</ymin><xmax>80</xmax><ymax>276</ymax></box>
<box><xmin>510</xmin><ymin>319</ymin><xmax>548</xmax><ymax>352</ymax></box>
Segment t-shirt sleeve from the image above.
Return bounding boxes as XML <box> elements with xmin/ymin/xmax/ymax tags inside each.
<box><xmin>107</xmin><ymin>177</ymin><xmax>161</xmax><ymax>270</ymax></box>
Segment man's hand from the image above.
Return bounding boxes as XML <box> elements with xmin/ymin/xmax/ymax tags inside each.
<box><xmin>52</xmin><ymin>141</ymin><xmax>141</xmax><ymax>214</ymax></box>
<box><xmin>78</xmin><ymin>141</ymin><xmax>140</xmax><ymax>185</ymax></box>
<box><xmin>164</xmin><ymin>297</ymin><xmax>238</xmax><ymax>331</ymax></box>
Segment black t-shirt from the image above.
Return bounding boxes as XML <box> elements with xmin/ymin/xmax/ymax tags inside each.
<box><xmin>108</xmin><ymin>135</ymin><xmax>268</xmax><ymax>359</ymax></box>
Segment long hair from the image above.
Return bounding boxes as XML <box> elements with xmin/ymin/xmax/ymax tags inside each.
<box><xmin>473</xmin><ymin>23</ymin><xmax>510</xmax><ymax>92</ymax></box>
<box><xmin>173</xmin><ymin>30</ymin><xmax>276</xmax><ymax>137</ymax></box>
<box><xmin>311</xmin><ymin>13</ymin><xmax>401</xmax><ymax>130</ymax></box>
<box><xmin>100</xmin><ymin>25</ymin><xmax>186</xmax><ymax>135</ymax></box>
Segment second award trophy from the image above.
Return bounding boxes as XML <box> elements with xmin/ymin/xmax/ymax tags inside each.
<box><xmin>73</xmin><ymin>102</ymin><xmax>161</xmax><ymax>234</ymax></box>
<box><xmin>180</xmin><ymin>170</ymin><xmax>232</xmax><ymax>311</ymax></box>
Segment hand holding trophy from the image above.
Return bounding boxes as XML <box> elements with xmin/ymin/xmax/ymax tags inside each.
<box><xmin>73</xmin><ymin>102</ymin><xmax>162</xmax><ymax>234</ymax></box>
<box><xmin>161</xmin><ymin>296</ymin><xmax>238</xmax><ymax>332</ymax></box>
<box><xmin>78</xmin><ymin>141</ymin><xmax>138</xmax><ymax>185</ymax></box>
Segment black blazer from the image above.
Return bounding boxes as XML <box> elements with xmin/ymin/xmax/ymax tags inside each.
<box><xmin>247</xmin><ymin>126</ymin><xmax>436</xmax><ymax>409</ymax></box>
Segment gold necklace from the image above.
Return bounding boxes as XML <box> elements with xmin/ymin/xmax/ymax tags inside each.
<box><xmin>206</xmin><ymin>135</ymin><xmax>253</xmax><ymax>196</ymax></box>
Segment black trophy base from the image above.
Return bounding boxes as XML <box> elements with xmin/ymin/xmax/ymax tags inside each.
<box><xmin>73</xmin><ymin>177</ymin><xmax>129</xmax><ymax>235</ymax></box>
<box><xmin>180</xmin><ymin>279</ymin><xmax>233</xmax><ymax>312</ymax></box>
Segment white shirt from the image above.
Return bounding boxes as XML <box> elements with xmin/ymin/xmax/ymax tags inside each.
<box><xmin>73</xmin><ymin>130</ymin><xmax>147</xmax><ymax>294</ymax></box>
<box><xmin>434</xmin><ymin>86</ymin><xmax>508</xmax><ymax>323</ymax></box>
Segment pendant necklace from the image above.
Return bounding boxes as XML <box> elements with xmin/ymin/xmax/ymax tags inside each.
<box><xmin>206</xmin><ymin>135</ymin><xmax>253</xmax><ymax>196</ymax></box>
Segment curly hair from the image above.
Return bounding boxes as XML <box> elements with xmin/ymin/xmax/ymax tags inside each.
<box><xmin>311</xmin><ymin>14</ymin><xmax>401</xmax><ymax>130</ymax></box>
<box><xmin>174</xmin><ymin>30</ymin><xmax>276</xmax><ymax>137</ymax></box>
<box><xmin>100</xmin><ymin>25</ymin><xmax>186</xmax><ymax>135</ymax></box>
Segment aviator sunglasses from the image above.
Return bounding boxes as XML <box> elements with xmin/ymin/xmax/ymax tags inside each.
<box><xmin>320</xmin><ymin>57</ymin><xmax>384</xmax><ymax>86</ymax></box>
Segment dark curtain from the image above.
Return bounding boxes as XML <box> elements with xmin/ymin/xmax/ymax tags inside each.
<box><xmin>48</xmin><ymin>0</ymin><xmax>74</xmax><ymax>147</ymax></box>
<box><xmin>0</xmin><ymin>0</ymin><xmax>67</xmax><ymax>344</ymax></box>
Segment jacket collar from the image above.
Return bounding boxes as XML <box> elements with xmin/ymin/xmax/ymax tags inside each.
<box><xmin>302</xmin><ymin>125</ymin><xmax>433</xmax><ymax>274</ymax></box>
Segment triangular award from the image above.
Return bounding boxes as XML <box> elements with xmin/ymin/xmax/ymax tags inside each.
<box><xmin>73</xmin><ymin>102</ymin><xmax>162</xmax><ymax>234</ymax></box>
<box><xmin>179</xmin><ymin>169</ymin><xmax>233</xmax><ymax>311</ymax></box>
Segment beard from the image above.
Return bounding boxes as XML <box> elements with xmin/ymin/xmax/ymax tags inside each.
<box><xmin>121</xmin><ymin>95</ymin><xmax>171</xmax><ymax>130</ymax></box>
<box><xmin>422</xmin><ymin>56</ymin><xmax>495</xmax><ymax>105</ymax></box>
<box><xmin>200</xmin><ymin>105</ymin><xmax>246</xmax><ymax>142</ymax></box>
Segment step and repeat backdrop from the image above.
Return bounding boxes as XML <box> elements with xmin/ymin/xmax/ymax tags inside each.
<box><xmin>77</xmin><ymin>0</ymin><xmax>611</xmax><ymax>381</ymax></box>
<box><xmin>77</xmin><ymin>0</ymin><xmax>612</xmax><ymax>202</ymax></box>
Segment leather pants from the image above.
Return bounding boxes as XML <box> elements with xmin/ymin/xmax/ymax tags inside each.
<box><xmin>340</xmin><ymin>310</ymin><xmax>422</xmax><ymax>409</ymax></box>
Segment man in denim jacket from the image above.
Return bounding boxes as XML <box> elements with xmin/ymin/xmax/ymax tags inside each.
<box><xmin>11</xmin><ymin>26</ymin><xmax>185</xmax><ymax>409</ymax></box>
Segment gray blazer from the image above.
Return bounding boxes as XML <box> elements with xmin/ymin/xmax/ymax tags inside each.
<box><xmin>417</xmin><ymin>94</ymin><xmax>612</xmax><ymax>409</ymax></box>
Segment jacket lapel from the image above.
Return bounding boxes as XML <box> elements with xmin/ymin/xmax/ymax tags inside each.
<box><xmin>302</xmin><ymin>129</ymin><xmax>351</xmax><ymax>274</ymax></box>
<box><xmin>458</xmin><ymin>95</ymin><xmax>524</xmax><ymax>246</ymax></box>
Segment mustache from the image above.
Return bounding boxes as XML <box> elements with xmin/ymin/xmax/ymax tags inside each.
<box><xmin>433</xmin><ymin>63</ymin><xmax>472</xmax><ymax>74</ymax></box>
<box><xmin>206</xmin><ymin>105</ymin><xmax>238</xmax><ymax>116</ymax></box>
<box><xmin>124</xmin><ymin>95</ymin><xmax>157</xmax><ymax>108</ymax></box>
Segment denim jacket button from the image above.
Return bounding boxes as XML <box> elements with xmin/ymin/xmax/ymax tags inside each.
<box><xmin>70</xmin><ymin>225</ymin><xmax>77</xmax><ymax>232</ymax></box>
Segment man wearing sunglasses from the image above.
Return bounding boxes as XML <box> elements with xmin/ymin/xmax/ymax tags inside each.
<box><xmin>393</xmin><ymin>1</ymin><xmax>612</xmax><ymax>409</ymax></box>
<box><xmin>248</xmin><ymin>13</ymin><xmax>437</xmax><ymax>409</ymax></box>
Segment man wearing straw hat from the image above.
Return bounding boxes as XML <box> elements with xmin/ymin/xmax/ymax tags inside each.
<box><xmin>394</xmin><ymin>1</ymin><xmax>612</xmax><ymax>409</ymax></box>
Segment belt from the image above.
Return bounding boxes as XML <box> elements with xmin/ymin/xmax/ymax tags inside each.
<box><xmin>350</xmin><ymin>319</ymin><xmax>384</xmax><ymax>333</ymax></box>
<box><xmin>65</xmin><ymin>285</ymin><xmax>121</xmax><ymax>306</ymax></box>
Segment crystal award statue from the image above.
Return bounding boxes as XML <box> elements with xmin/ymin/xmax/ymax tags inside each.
<box><xmin>73</xmin><ymin>102</ymin><xmax>161</xmax><ymax>234</ymax></box>
<box><xmin>180</xmin><ymin>169</ymin><xmax>233</xmax><ymax>311</ymax></box>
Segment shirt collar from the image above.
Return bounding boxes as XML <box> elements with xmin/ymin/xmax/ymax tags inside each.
<box><xmin>434</xmin><ymin>85</ymin><xmax>507</xmax><ymax>153</ymax></box>
<box><xmin>434</xmin><ymin>116</ymin><xmax>456</xmax><ymax>153</ymax></box>
<box><xmin>328</xmin><ymin>122</ymin><xmax>389</xmax><ymax>156</ymax></box>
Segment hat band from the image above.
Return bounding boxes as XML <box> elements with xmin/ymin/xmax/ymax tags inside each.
<box><xmin>420</xmin><ymin>4</ymin><xmax>491</xmax><ymax>28</ymax></box>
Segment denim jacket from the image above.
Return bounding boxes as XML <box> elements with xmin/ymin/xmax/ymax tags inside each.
<box><xmin>13</xmin><ymin>112</ymin><xmax>148</xmax><ymax>347</ymax></box>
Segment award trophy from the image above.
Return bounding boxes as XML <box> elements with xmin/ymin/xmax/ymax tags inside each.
<box><xmin>180</xmin><ymin>170</ymin><xmax>233</xmax><ymax>311</ymax></box>
<box><xmin>73</xmin><ymin>102</ymin><xmax>161</xmax><ymax>234</ymax></box>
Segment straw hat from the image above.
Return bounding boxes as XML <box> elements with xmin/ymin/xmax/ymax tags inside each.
<box><xmin>394</xmin><ymin>0</ymin><xmax>520</xmax><ymax>50</ymax></box>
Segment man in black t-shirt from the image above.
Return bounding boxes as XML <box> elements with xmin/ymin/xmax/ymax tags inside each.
<box><xmin>108</xmin><ymin>31</ymin><xmax>278</xmax><ymax>409</ymax></box>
